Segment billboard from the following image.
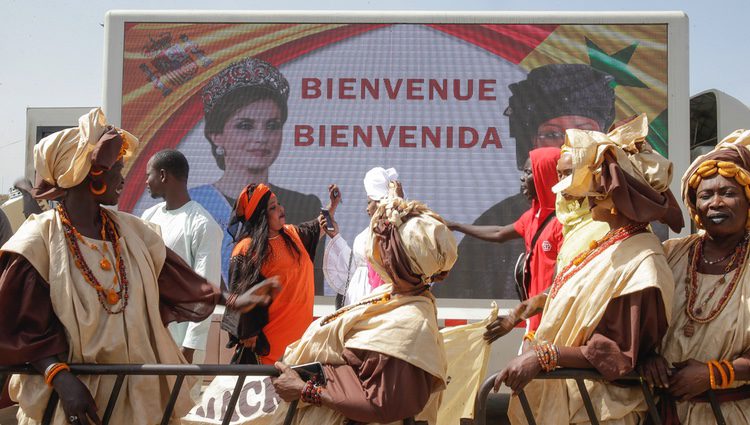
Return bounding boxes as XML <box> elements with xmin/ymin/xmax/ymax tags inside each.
<box><xmin>106</xmin><ymin>13</ymin><xmax>687</xmax><ymax>300</ymax></box>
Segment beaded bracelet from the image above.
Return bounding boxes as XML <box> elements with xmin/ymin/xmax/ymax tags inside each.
<box><xmin>44</xmin><ymin>362</ymin><xmax>70</xmax><ymax>387</ymax></box>
<box><xmin>533</xmin><ymin>342</ymin><xmax>559</xmax><ymax>372</ymax></box>
<box><xmin>707</xmin><ymin>361</ymin><xmax>717</xmax><ymax>390</ymax></box>
<box><xmin>721</xmin><ymin>360</ymin><xmax>736</xmax><ymax>388</ymax></box>
<box><xmin>711</xmin><ymin>360</ymin><xmax>728</xmax><ymax>388</ymax></box>
<box><xmin>300</xmin><ymin>379</ymin><xmax>323</xmax><ymax>406</ymax></box>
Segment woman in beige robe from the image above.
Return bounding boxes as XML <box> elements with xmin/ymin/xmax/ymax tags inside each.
<box><xmin>640</xmin><ymin>129</ymin><xmax>750</xmax><ymax>424</ymax></box>
<box><xmin>267</xmin><ymin>196</ymin><xmax>457</xmax><ymax>425</ymax></box>
<box><xmin>0</xmin><ymin>108</ymin><xmax>277</xmax><ymax>425</ymax></box>
<box><xmin>496</xmin><ymin>114</ymin><xmax>683</xmax><ymax>425</ymax></box>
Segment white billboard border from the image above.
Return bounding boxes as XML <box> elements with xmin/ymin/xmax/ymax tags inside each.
<box><xmin>103</xmin><ymin>11</ymin><xmax>690</xmax><ymax>308</ymax></box>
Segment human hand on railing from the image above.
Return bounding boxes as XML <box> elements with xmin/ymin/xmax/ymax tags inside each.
<box><xmin>271</xmin><ymin>362</ymin><xmax>305</xmax><ymax>402</ymax></box>
<box><xmin>493</xmin><ymin>350</ymin><xmax>541</xmax><ymax>394</ymax></box>
<box><xmin>231</xmin><ymin>276</ymin><xmax>282</xmax><ymax>313</ymax></box>
<box><xmin>53</xmin><ymin>372</ymin><xmax>102</xmax><ymax>425</ymax></box>
<box><xmin>668</xmin><ymin>359</ymin><xmax>711</xmax><ymax>401</ymax></box>
<box><xmin>638</xmin><ymin>354</ymin><xmax>671</xmax><ymax>389</ymax></box>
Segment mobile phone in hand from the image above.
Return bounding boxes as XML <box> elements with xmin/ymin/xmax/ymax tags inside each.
<box><xmin>291</xmin><ymin>362</ymin><xmax>327</xmax><ymax>384</ymax></box>
<box><xmin>321</xmin><ymin>208</ymin><xmax>335</xmax><ymax>231</ymax></box>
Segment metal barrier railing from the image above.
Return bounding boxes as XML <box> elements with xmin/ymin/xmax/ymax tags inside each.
<box><xmin>473</xmin><ymin>368</ymin><xmax>728</xmax><ymax>425</ymax></box>
<box><xmin>0</xmin><ymin>364</ymin><xmax>281</xmax><ymax>425</ymax></box>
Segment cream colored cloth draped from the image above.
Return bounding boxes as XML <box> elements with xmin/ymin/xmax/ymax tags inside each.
<box><xmin>268</xmin><ymin>283</ymin><xmax>447</xmax><ymax>425</ymax></box>
<box><xmin>661</xmin><ymin>235</ymin><xmax>750</xmax><ymax>424</ymax></box>
<box><xmin>557</xmin><ymin>113</ymin><xmax>672</xmax><ymax>199</ymax></box>
<box><xmin>3</xmin><ymin>209</ymin><xmax>192</xmax><ymax>425</ymax></box>
<box><xmin>508</xmin><ymin>232</ymin><xmax>674</xmax><ymax>425</ymax></box>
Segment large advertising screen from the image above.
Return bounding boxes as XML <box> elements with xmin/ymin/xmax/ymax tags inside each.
<box><xmin>114</xmin><ymin>19</ymin><xmax>672</xmax><ymax>299</ymax></box>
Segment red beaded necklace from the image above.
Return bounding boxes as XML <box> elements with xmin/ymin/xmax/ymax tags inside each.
<box><xmin>58</xmin><ymin>204</ymin><xmax>129</xmax><ymax>314</ymax></box>
<box><xmin>682</xmin><ymin>233</ymin><xmax>748</xmax><ymax>337</ymax></box>
<box><xmin>549</xmin><ymin>223</ymin><xmax>649</xmax><ymax>300</ymax></box>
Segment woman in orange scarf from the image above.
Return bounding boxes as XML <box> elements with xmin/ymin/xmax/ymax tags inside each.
<box><xmin>223</xmin><ymin>183</ymin><xmax>334</xmax><ymax>365</ymax></box>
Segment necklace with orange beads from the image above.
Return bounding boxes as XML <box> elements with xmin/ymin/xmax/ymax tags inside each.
<box><xmin>548</xmin><ymin>223</ymin><xmax>649</xmax><ymax>300</ymax></box>
<box><xmin>682</xmin><ymin>233</ymin><xmax>748</xmax><ymax>337</ymax></box>
<box><xmin>57</xmin><ymin>204</ymin><xmax>129</xmax><ymax>314</ymax></box>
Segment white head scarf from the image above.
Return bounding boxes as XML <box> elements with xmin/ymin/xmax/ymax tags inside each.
<box><xmin>364</xmin><ymin>167</ymin><xmax>399</xmax><ymax>201</ymax></box>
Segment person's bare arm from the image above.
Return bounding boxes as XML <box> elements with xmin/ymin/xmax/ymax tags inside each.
<box><xmin>447</xmin><ymin>222</ymin><xmax>520</xmax><ymax>243</ymax></box>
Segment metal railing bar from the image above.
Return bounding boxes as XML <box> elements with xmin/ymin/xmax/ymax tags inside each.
<box><xmin>41</xmin><ymin>391</ymin><xmax>58</xmax><ymax>425</ymax></box>
<box><xmin>0</xmin><ymin>364</ymin><xmax>279</xmax><ymax>376</ymax></box>
<box><xmin>474</xmin><ymin>369</ymin><xmax>733</xmax><ymax>425</ymax></box>
<box><xmin>160</xmin><ymin>374</ymin><xmax>185</xmax><ymax>425</ymax></box>
<box><xmin>706</xmin><ymin>390</ymin><xmax>727</xmax><ymax>425</ymax></box>
<box><xmin>222</xmin><ymin>374</ymin><xmax>246</xmax><ymax>425</ymax></box>
<box><xmin>638</xmin><ymin>379</ymin><xmax>662</xmax><ymax>425</ymax></box>
<box><xmin>517</xmin><ymin>390</ymin><xmax>536</xmax><ymax>425</ymax></box>
<box><xmin>473</xmin><ymin>375</ymin><xmax>495</xmax><ymax>425</ymax></box>
<box><xmin>283</xmin><ymin>400</ymin><xmax>299</xmax><ymax>425</ymax></box>
<box><xmin>574</xmin><ymin>378</ymin><xmax>600</xmax><ymax>425</ymax></box>
<box><xmin>103</xmin><ymin>373</ymin><xmax>126</xmax><ymax>425</ymax></box>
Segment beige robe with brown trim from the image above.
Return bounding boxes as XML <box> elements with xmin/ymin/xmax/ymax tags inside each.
<box><xmin>661</xmin><ymin>234</ymin><xmax>750</xmax><ymax>424</ymax></box>
<box><xmin>4</xmin><ymin>209</ymin><xmax>193</xmax><ymax>425</ymax></box>
<box><xmin>508</xmin><ymin>232</ymin><xmax>674</xmax><ymax>425</ymax></box>
<box><xmin>269</xmin><ymin>284</ymin><xmax>447</xmax><ymax>425</ymax></box>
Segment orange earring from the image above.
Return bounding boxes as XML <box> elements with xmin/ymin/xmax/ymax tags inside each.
<box><xmin>90</xmin><ymin>169</ymin><xmax>104</xmax><ymax>176</ymax></box>
<box><xmin>89</xmin><ymin>181</ymin><xmax>108</xmax><ymax>196</ymax></box>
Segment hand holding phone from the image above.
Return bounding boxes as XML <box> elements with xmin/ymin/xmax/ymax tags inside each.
<box><xmin>320</xmin><ymin>208</ymin><xmax>335</xmax><ymax>232</ymax></box>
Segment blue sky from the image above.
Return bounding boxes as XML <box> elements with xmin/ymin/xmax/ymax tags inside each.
<box><xmin>1</xmin><ymin>0</ymin><xmax>748</xmax><ymax>193</ymax></box>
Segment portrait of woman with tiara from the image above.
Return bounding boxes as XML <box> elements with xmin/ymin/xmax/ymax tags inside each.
<box><xmin>189</xmin><ymin>57</ymin><xmax>323</xmax><ymax>287</ymax></box>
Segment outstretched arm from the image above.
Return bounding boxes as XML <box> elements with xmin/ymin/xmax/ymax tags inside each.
<box><xmin>447</xmin><ymin>221</ymin><xmax>521</xmax><ymax>244</ymax></box>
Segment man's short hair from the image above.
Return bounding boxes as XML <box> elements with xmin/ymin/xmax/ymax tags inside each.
<box><xmin>151</xmin><ymin>149</ymin><xmax>190</xmax><ymax>181</ymax></box>
<box><xmin>504</xmin><ymin>64</ymin><xmax>616</xmax><ymax>169</ymax></box>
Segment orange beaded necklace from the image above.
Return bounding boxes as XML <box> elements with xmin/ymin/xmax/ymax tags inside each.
<box><xmin>549</xmin><ymin>223</ymin><xmax>648</xmax><ymax>300</ymax></box>
<box><xmin>58</xmin><ymin>204</ymin><xmax>129</xmax><ymax>314</ymax></box>
<box><xmin>682</xmin><ymin>233</ymin><xmax>749</xmax><ymax>337</ymax></box>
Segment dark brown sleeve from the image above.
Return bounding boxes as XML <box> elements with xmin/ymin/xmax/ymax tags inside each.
<box><xmin>294</xmin><ymin>220</ymin><xmax>321</xmax><ymax>261</ymax></box>
<box><xmin>158</xmin><ymin>248</ymin><xmax>220</xmax><ymax>326</ymax></box>
<box><xmin>0</xmin><ymin>252</ymin><xmax>68</xmax><ymax>365</ymax></box>
<box><xmin>581</xmin><ymin>287</ymin><xmax>668</xmax><ymax>381</ymax></box>
<box><xmin>321</xmin><ymin>348</ymin><xmax>433</xmax><ymax>424</ymax></box>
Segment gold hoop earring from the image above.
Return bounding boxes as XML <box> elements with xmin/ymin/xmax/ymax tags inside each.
<box><xmin>90</xmin><ymin>181</ymin><xmax>108</xmax><ymax>196</ymax></box>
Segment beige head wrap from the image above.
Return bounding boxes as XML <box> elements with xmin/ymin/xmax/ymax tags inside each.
<box><xmin>33</xmin><ymin>108</ymin><xmax>138</xmax><ymax>200</ymax></box>
<box><xmin>366</xmin><ymin>197</ymin><xmax>457</xmax><ymax>294</ymax></box>
<box><xmin>681</xmin><ymin>129</ymin><xmax>750</xmax><ymax>229</ymax></box>
<box><xmin>553</xmin><ymin>113</ymin><xmax>683</xmax><ymax>232</ymax></box>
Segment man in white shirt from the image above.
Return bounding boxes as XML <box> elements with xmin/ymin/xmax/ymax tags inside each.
<box><xmin>322</xmin><ymin>167</ymin><xmax>401</xmax><ymax>306</ymax></box>
<box><xmin>141</xmin><ymin>149</ymin><xmax>223</xmax><ymax>364</ymax></box>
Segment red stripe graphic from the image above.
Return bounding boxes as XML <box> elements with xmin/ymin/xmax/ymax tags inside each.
<box><xmin>428</xmin><ymin>24</ymin><xmax>557</xmax><ymax>64</ymax></box>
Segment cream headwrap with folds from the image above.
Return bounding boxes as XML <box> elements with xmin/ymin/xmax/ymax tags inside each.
<box><xmin>364</xmin><ymin>167</ymin><xmax>399</xmax><ymax>201</ymax></box>
<box><xmin>553</xmin><ymin>114</ymin><xmax>671</xmax><ymax>197</ymax></box>
<box><xmin>33</xmin><ymin>108</ymin><xmax>138</xmax><ymax>199</ymax></box>
<box><xmin>366</xmin><ymin>197</ymin><xmax>457</xmax><ymax>293</ymax></box>
<box><xmin>553</xmin><ymin>113</ymin><xmax>683</xmax><ymax>232</ymax></box>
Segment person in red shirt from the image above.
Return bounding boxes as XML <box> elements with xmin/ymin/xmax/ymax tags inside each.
<box><xmin>449</xmin><ymin>147</ymin><xmax>562</xmax><ymax>333</ymax></box>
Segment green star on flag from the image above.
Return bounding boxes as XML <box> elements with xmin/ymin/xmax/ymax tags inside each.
<box><xmin>585</xmin><ymin>37</ymin><xmax>648</xmax><ymax>89</ymax></box>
